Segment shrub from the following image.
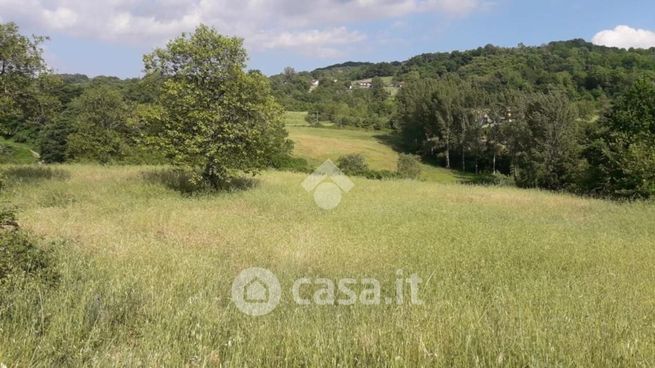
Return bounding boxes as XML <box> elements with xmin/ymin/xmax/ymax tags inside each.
<box><xmin>364</xmin><ymin>170</ymin><xmax>398</xmax><ymax>180</ymax></box>
<box><xmin>274</xmin><ymin>156</ymin><xmax>312</xmax><ymax>173</ymax></box>
<box><xmin>0</xmin><ymin>205</ymin><xmax>18</xmax><ymax>228</ymax></box>
<box><xmin>465</xmin><ymin>172</ymin><xmax>516</xmax><ymax>187</ymax></box>
<box><xmin>337</xmin><ymin>154</ymin><xmax>369</xmax><ymax>176</ymax></box>
<box><xmin>0</xmin><ymin>209</ymin><xmax>58</xmax><ymax>287</ymax></box>
<box><xmin>142</xmin><ymin>168</ymin><xmax>257</xmax><ymax>195</ymax></box>
<box><xmin>490</xmin><ymin>172</ymin><xmax>516</xmax><ymax>187</ymax></box>
<box><xmin>397</xmin><ymin>153</ymin><xmax>422</xmax><ymax>179</ymax></box>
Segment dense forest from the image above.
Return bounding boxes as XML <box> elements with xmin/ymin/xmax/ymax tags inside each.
<box><xmin>2</xmin><ymin>21</ymin><xmax>655</xmax><ymax>198</ymax></box>
<box><xmin>271</xmin><ymin>40</ymin><xmax>655</xmax><ymax>123</ymax></box>
<box><xmin>270</xmin><ymin>40</ymin><xmax>655</xmax><ymax>198</ymax></box>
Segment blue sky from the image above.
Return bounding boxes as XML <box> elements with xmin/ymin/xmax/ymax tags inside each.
<box><xmin>1</xmin><ymin>0</ymin><xmax>654</xmax><ymax>78</ymax></box>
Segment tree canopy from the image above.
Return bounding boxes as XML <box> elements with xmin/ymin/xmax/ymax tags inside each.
<box><xmin>143</xmin><ymin>25</ymin><xmax>290</xmax><ymax>188</ymax></box>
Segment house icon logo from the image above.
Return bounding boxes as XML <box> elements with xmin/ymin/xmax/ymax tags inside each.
<box><xmin>231</xmin><ymin>268</ymin><xmax>281</xmax><ymax>316</ymax></box>
<box><xmin>301</xmin><ymin>160</ymin><xmax>355</xmax><ymax>210</ymax></box>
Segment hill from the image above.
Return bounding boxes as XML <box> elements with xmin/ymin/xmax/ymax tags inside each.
<box><xmin>1</xmin><ymin>164</ymin><xmax>654</xmax><ymax>366</ymax></box>
<box><xmin>284</xmin><ymin>112</ymin><xmax>465</xmax><ymax>183</ymax></box>
<box><xmin>271</xmin><ymin>39</ymin><xmax>655</xmax><ymax>114</ymax></box>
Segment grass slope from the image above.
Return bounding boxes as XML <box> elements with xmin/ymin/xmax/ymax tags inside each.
<box><xmin>1</xmin><ymin>165</ymin><xmax>654</xmax><ymax>366</ymax></box>
<box><xmin>285</xmin><ymin>113</ymin><xmax>461</xmax><ymax>183</ymax></box>
<box><xmin>0</xmin><ymin>138</ymin><xmax>38</xmax><ymax>164</ymax></box>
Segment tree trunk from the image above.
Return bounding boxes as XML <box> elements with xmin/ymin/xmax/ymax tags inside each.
<box><xmin>445</xmin><ymin>144</ymin><xmax>450</xmax><ymax>169</ymax></box>
<box><xmin>461</xmin><ymin>146</ymin><xmax>466</xmax><ymax>172</ymax></box>
<box><xmin>203</xmin><ymin>161</ymin><xmax>228</xmax><ymax>190</ymax></box>
<box><xmin>445</xmin><ymin>129</ymin><xmax>451</xmax><ymax>169</ymax></box>
<box><xmin>492</xmin><ymin>152</ymin><xmax>497</xmax><ymax>174</ymax></box>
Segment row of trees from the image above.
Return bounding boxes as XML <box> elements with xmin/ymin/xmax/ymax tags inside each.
<box><xmin>305</xmin><ymin>77</ymin><xmax>392</xmax><ymax>129</ymax></box>
<box><xmin>271</xmin><ymin>39</ymin><xmax>655</xmax><ymax>131</ymax></box>
<box><xmin>395</xmin><ymin>76</ymin><xmax>655</xmax><ymax>198</ymax></box>
<box><xmin>1</xmin><ymin>22</ymin><xmax>291</xmax><ymax>188</ymax></box>
<box><xmin>3</xmin><ymin>20</ymin><xmax>654</xmax><ymax>198</ymax></box>
<box><xmin>270</xmin><ymin>70</ymin><xmax>395</xmax><ymax>129</ymax></box>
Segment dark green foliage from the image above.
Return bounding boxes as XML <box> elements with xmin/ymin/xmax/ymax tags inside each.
<box><xmin>397</xmin><ymin>153</ymin><xmax>422</xmax><ymax>179</ymax></box>
<box><xmin>364</xmin><ymin>169</ymin><xmax>398</xmax><ymax>180</ymax></box>
<box><xmin>0</xmin><ymin>208</ymin><xmax>58</xmax><ymax>287</ymax></box>
<box><xmin>66</xmin><ymin>85</ymin><xmax>133</xmax><ymax>163</ymax></box>
<box><xmin>274</xmin><ymin>40</ymin><xmax>655</xmax><ymax>130</ymax></box>
<box><xmin>270</xmin><ymin>155</ymin><xmax>312</xmax><ymax>173</ymax></box>
<box><xmin>39</xmin><ymin>116</ymin><xmax>73</xmax><ymax>163</ymax></box>
<box><xmin>142</xmin><ymin>168</ymin><xmax>258</xmax><ymax>195</ymax></box>
<box><xmin>0</xmin><ymin>23</ymin><xmax>65</xmax><ymax>145</ymax></box>
<box><xmin>586</xmin><ymin>79</ymin><xmax>655</xmax><ymax>198</ymax></box>
<box><xmin>463</xmin><ymin>172</ymin><xmax>516</xmax><ymax>187</ymax></box>
<box><xmin>396</xmin><ymin>74</ymin><xmax>589</xmax><ymax>192</ymax></box>
<box><xmin>510</xmin><ymin>93</ymin><xmax>583</xmax><ymax>190</ymax></box>
<box><xmin>269</xmin><ymin>68</ymin><xmax>314</xmax><ymax>111</ymax></box>
<box><xmin>143</xmin><ymin>25</ymin><xmax>290</xmax><ymax>188</ymax></box>
<box><xmin>0</xmin><ymin>205</ymin><xmax>17</xmax><ymax>226</ymax></box>
<box><xmin>336</xmin><ymin>154</ymin><xmax>369</xmax><ymax>176</ymax></box>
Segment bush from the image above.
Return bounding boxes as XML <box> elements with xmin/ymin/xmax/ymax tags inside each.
<box><xmin>465</xmin><ymin>172</ymin><xmax>516</xmax><ymax>187</ymax></box>
<box><xmin>364</xmin><ymin>170</ymin><xmax>398</xmax><ymax>180</ymax></box>
<box><xmin>0</xmin><ymin>205</ymin><xmax>18</xmax><ymax>228</ymax></box>
<box><xmin>0</xmin><ymin>209</ymin><xmax>58</xmax><ymax>287</ymax></box>
<box><xmin>490</xmin><ymin>172</ymin><xmax>516</xmax><ymax>187</ymax></box>
<box><xmin>269</xmin><ymin>154</ymin><xmax>312</xmax><ymax>173</ymax></box>
<box><xmin>397</xmin><ymin>153</ymin><xmax>422</xmax><ymax>179</ymax></box>
<box><xmin>337</xmin><ymin>154</ymin><xmax>369</xmax><ymax>176</ymax></box>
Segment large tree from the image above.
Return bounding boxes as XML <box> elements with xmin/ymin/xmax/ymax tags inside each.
<box><xmin>0</xmin><ymin>22</ymin><xmax>55</xmax><ymax>141</ymax></box>
<box><xmin>143</xmin><ymin>25</ymin><xmax>289</xmax><ymax>188</ymax></box>
<box><xmin>65</xmin><ymin>84</ymin><xmax>132</xmax><ymax>163</ymax></box>
<box><xmin>510</xmin><ymin>93</ymin><xmax>583</xmax><ymax>189</ymax></box>
<box><xmin>586</xmin><ymin>79</ymin><xmax>655</xmax><ymax>198</ymax></box>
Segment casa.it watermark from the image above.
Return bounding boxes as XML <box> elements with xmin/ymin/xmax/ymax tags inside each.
<box><xmin>231</xmin><ymin>268</ymin><xmax>424</xmax><ymax>316</ymax></box>
<box><xmin>301</xmin><ymin>160</ymin><xmax>354</xmax><ymax>210</ymax></box>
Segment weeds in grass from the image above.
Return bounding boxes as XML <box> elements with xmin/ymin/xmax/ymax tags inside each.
<box><xmin>142</xmin><ymin>168</ymin><xmax>258</xmax><ymax>195</ymax></box>
<box><xmin>1</xmin><ymin>166</ymin><xmax>70</xmax><ymax>184</ymax></box>
<box><xmin>0</xmin><ymin>166</ymin><xmax>653</xmax><ymax>366</ymax></box>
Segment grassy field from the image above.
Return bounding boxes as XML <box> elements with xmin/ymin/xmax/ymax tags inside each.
<box><xmin>283</xmin><ymin>111</ymin><xmax>312</xmax><ymax>127</ymax></box>
<box><xmin>285</xmin><ymin>113</ymin><xmax>462</xmax><ymax>183</ymax></box>
<box><xmin>0</xmin><ymin>138</ymin><xmax>38</xmax><ymax>164</ymax></box>
<box><xmin>1</xmin><ymin>164</ymin><xmax>654</xmax><ymax>366</ymax></box>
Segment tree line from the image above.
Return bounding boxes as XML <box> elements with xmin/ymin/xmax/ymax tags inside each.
<box><xmin>271</xmin><ymin>40</ymin><xmax>655</xmax><ymax>131</ymax></box>
<box><xmin>1</xmin><ymin>22</ymin><xmax>290</xmax><ymax>189</ymax></box>
<box><xmin>268</xmin><ymin>39</ymin><xmax>655</xmax><ymax>199</ymax></box>
<box><xmin>394</xmin><ymin>75</ymin><xmax>655</xmax><ymax>198</ymax></box>
<box><xmin>2</xmin><ymin>21</ymin><xmax>654</xmax><ymax>198</ymax></box>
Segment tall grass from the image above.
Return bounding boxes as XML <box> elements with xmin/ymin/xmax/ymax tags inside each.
<box><xmin>1</xmin><ymin>164</ymin><xmax>654</xmax><ymax>366</ymax></box>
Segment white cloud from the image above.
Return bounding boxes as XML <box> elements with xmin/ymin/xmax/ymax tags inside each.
<box><xmin>0</xmin><ymin>0</ymin><xmax>485</xmax><ymax>56</ymax></box>
<box><xmin>592</xmin><ymin>25</ymin><xmax>655</xmax><ymax>49</ymax></box>
<box><xmin>253</xmin><ymin>27</ymin><xmax>366</xmax><ymax>58</ymax></box>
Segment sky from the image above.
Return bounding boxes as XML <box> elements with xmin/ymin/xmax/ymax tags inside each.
<box><xmin>1</xmin><ymin>0</ymin><xmax>654</xmax><ymax>78</ymax></box>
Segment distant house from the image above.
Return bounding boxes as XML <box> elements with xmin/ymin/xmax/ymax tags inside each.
<box><xmin>351</xmin><ymin>78</ymin><xmax>373</xmax><ymax>89</ymax></box>
<box><xmin>309</xmin><ymin>79</ymin><xmax>320</xmax><ymax>92</ymax></box>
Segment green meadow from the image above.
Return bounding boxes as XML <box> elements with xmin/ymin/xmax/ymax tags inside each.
<box><xmin>1</xmin><ymin>164</ymin><xmax>654</xmax><ymax>366</ymax></box>
<box><xmin>285</xmin><ymin>112</ymin><xmax>463</xmax><ymax>184</ymax></box>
